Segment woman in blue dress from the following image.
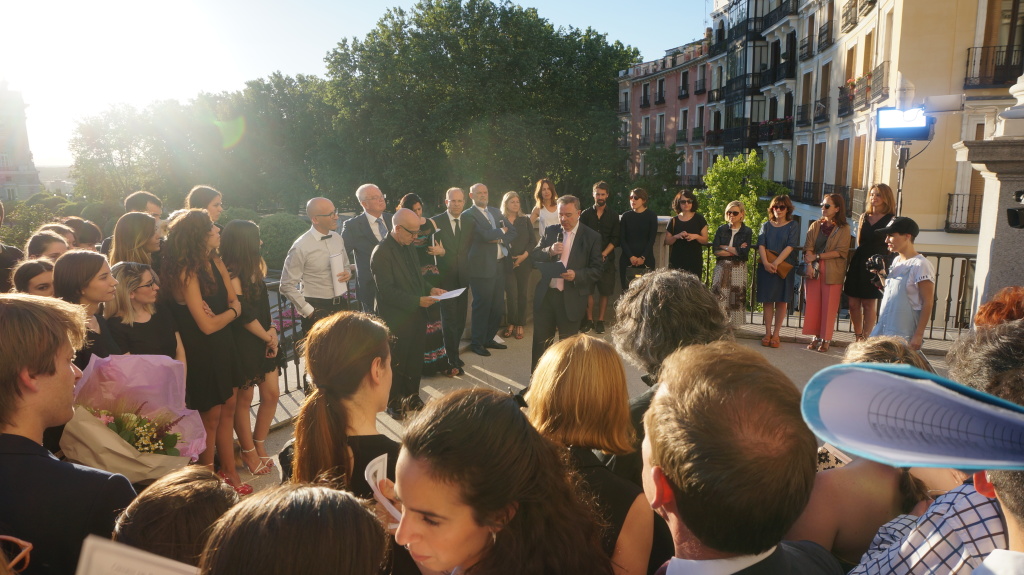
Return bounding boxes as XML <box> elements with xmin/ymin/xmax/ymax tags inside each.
<box><xmin>756</xmin><ymin>195</ymin><xmax>800</xmax><ymax>348</ymax></box>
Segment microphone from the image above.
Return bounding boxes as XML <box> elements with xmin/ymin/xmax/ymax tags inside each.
<box><xmin>556</xmin><ymin>230</ymin><xmax>563</xmax><ymax>243</ymax></box>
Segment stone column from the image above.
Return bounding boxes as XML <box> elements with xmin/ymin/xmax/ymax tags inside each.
<box><xmin>952</xmin><ymin>75</ymin><xmax>1024</xmax><ymax>314</ymax></box>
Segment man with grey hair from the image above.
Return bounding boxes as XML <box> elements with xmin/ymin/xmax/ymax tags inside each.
<box><xmin>464</xmin><ymin>183</ymin><xmax>517</xmax><ymax>357</ymax></box>
<box><xmin>280</xmin><ymin>197</ymin><xmax>353</xmax><ymax>335</ymax></box>
<box><xmin>529</xmin><ymin>194</ymin><xmax>603</xmax><ymax>369</ymax></box>
<box><xmin>342</xmin><ymin>184</ymin><xmax>392</xmax><ymax>312</ymax></box>
<box><xmin>371</xmin><ymin>208</ymin><xmax>445</xmax><ymax>417</ymax></box>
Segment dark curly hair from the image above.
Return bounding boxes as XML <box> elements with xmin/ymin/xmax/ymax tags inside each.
<box><xmin>162</xmin><ymin>209</ymin><xmax>216</xmax><ymax>300</ymax></box>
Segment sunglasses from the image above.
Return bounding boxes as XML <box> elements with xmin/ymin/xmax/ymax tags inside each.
<box><xmin>629</xmin><ymin>195</ymin><xmax>642</xmax><ymax>200</ymax></box>
<box><xmin>678</xmin><ymin>199</ymin><xmax>693</xmax><ymax>204</ymax></box>
<box><xmin>770</xmin><ymin>205</ymin><xmax>787</xmax><ymax>211</ymax></box>
<box><xmin>135</xmin><ymin>280</ymin><xmax>158</xmax><ymax>290</ymax></box>
<box><xmin>726</xmin><ymin>211</ymin><xmax>741</xmax><ymax>216</ymax></box>
<box><xmin>0</xmin><ymin>535</ymin><xmax>31</xmax><ymax>573</ymax></box>
<box><xmin>820</xmin><ymin>204</ymin><xmax>832</xmax><ymax>209</ymax></box>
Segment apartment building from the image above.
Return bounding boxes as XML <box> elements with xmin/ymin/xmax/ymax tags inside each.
<box><xmin>618</xmin><ymin>35</ymin><xmax>711</xmax><ymax>185</ymax></box>
<box><xmin>0</xmin><ymin>82</ymin><xmax>41</xmax><ymax>202</ymax></box>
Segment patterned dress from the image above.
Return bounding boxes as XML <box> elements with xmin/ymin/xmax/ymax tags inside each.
<box><xmin>413</xmin><ymin>222</ymin><xmax>448</xmax><ymax>375</ymax></box>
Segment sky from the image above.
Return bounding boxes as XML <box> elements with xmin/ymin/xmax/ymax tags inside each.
<box><xmin>2</xmin><ymin>0</ymin><xmax>711</xmax><ymax>167</ymax></box>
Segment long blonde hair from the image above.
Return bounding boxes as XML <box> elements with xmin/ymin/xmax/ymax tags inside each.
<box><xmin>110</xmin><ymin>212</ymin><xmax>157</xmax><ymax>267</ymax></box>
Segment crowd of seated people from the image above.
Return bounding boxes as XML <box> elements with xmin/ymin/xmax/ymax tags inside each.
<box><xmin>6</xmin><ymin>190</ymin><xmax>1024</xmax><ymax>575</ymax></box>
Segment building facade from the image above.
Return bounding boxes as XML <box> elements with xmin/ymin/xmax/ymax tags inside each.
<box><xmin>0</xmin><ymin>83</ymin><xmax>41</xmax><ymax>202</ymax></box>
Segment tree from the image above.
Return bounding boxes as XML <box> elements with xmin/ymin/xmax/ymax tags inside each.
<box><xmin>634</xmin><ymin>144</ymin><xmax>685</xmax><ymax>215</ymax></box>
<box><xmin>70</xmin><ymin>104</ymin><xmax>156</xmax><ymax>202</ymax></box>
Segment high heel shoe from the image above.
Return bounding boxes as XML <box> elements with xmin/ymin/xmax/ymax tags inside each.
<box><xmin>218</xmin><ymin>471</ymin><xmax>254</xmax><ymax>495</ymax></box>
<box><xmin>253</xmin><ymin>439</ymin><xmax>275</xmax><ymax>469</ymax></box>
<box><xmin>770</xmin><ymin>335</ymin><xmax>781</xmax><ymax>348</ymax></box>
<box><xmin>761</xmin><ymin>334</ymin><xmax>772</xmax><ymax>347</ymax></box>
<box><xmin>818</xmin><ymin>340</ymin><xmax>831</xmax><ymax>353</ymax></box>
<box><xmin>241</xmin><ymin>446</ymin><xmax>271</xmax><ymax>476</ymax></box>
<box><xmin>806</xmin><ymin>337</ymin><xmax>821</xmax><ymax>351</ymax></box>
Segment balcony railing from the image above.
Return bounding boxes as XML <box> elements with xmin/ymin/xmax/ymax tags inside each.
<box><xmin>708</xmin><ymin>88</ymin><xmax>725</xmax><ymax>103</ymax></box>
<box><xmin>773</xmin><ymin>60</ymin><xmax>796</xmax><ymax>83</ymax></box>
<box><xmin>679</xmin><ymin>175</ymin><xmax>704</xmax><ymax>188</ymax></box>
<box><xmin>655</xmin><ymin>91</ymin><xmax>666</xmax><ymax>105</ymax></box>
<box><xmin>854</xmin><ymin>76</ymin><xmax>870</xmax><ymax>109</ymax></box>
<box><xmin>763</xmin><ymin>0</ymin><xmax>798</xmax><ymax>30</ymax></box>
<box><xmin>799</xmin><ymin>37</ymin><xmax>814</xmax><ymax>61</ymax></box>
<box><xmin>757</xmin><ymin>121</ymin><xmax>794</xmax><ymax>142</ymax></box>
<box><xmin>705</xmin><ymin>130</ymin><xmax>724</xmax><ymax>146</ymax></box>
<box><xmin>818</xmin><ymin>21</ymin><xmax>834</xmax><ymax>51</ymax></box>
<box><xmin>710</xmin><ymin>40</ymin><xmax>728</xmax><ymax>57</ymax></box>
<box><xmin>859</xmin><ymin>0</ymin><xmax>877</xmax><ymax>15</ymax></box>
<box><xmin>678</xmin><ymin>84</ymin><xmax>689</xmax><ymax>99</ymax></box>
<box><xmin>827</xmin><ymin>184</ymin><xmax>854</xmax><ymax>218</ymax></box>
<box><xmin>796</xmin><ymin>104</ymin><xmax>812</xmax><ymax>126</ymax></box>
<box><xmin>837</xmin><ymin>86</ymin><xmax>854</xmax><ymax>117</ymax></box>
<box><xmin>654</xmin><ymin>131</ymin><xmax>666</xmax><ymax>145</ymax></box>
<box><xmin>870</xmin><ymin>61</ymin><xmax>890</xmax><ymax>102</ymax></box>
<box><xmin>945</xmin><ymin>194</ymin><xmax>983</xmax><ymax>233</ymax></box>
<box><xmin>691</xmin><ymin>126</ymin><xmax>705</xmax><ymax>141</ymax></box>
<box><xmin>676</xmin><ymin>128</ymin><xmax>688</xmax><ymax>142</ymax></box>
<box><xmin>639</xmin><ymin>134</ymin><xmax>651</xmax><ymax>147</ymax></box>
<box><xmin>640</xmin><ymin>95</ymin><xmax>651</xmax><ymax>108</ymax></box>
<box><xmin>851</xmin><ymin>187</ymin><xmax>867</xmax><ymax>221</ymax></box>
<box><xmin>694</xmin><ymin>79</ymin><xmax>707</xmax><ymax>94</ymax></box>
<box><xmin>841</xmin><ymin>1</ymin><xmax>858</xmax><ymax>32</ymax></box>
<box><xmin>813</xmin><ymin>97</ymin><xmax>830</xmax><ymax>123</ymax></box>
<box><xmin>965</xmin><ymin>46</ymin><xmax>1024</xmax><ymax>88</ymax></box>
<box><xmin>618</xmin><ymin>100</ymin><xmax>630</xmax><ymax>113</ymax></box>
<box><xmin>793</xmin><ymin>181</ymin><xmax>822</xmax><ymax>205</ymax></box>
<box><xmin>726</xmin><ymin>73</ymin><xmax>763</xmax><ymax>98</ymax></box>
<box><xmin>724</xmin><ymin>125</ymin><xmax>759</xmax><ymax>152</ymax></box>
<box><xmin>728</xmin><ymin>17</ymin><xmax>765</xmax><ymax>43</ymax></box>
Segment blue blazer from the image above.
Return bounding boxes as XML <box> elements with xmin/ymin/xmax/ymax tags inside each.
<box><xmin>464</xmin><ymin>206</ymin><xmax>517</xmax><ymax>278</ymax></box>
<box><xmin>0</xmin><ymin>433</ymin><xmax>136</xmax><ymax>575</ymax></box>
<box><xmin>341</xmin><ymin>212</ymin><xmax>393</xmax><ymax>310</ymax></box>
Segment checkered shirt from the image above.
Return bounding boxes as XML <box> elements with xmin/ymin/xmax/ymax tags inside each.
<box><xmin>850</xmin><ymin>481</ymin><xmax>1007</xmax><ymax>575</ymax></box>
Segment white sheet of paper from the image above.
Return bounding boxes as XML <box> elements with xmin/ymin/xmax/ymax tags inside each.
<box><xmin>365</xmin><ymin>453</ymin><xmax>402</xmax><ymax>528</ymax></box>
<box><xmin>430</xmin><ymin>287</ymin><xmax>465</xmax><ymax>301</ymax></box>
<box><xmin>329</xmin><ymin>253</ymin><xmax>349</xmax><ymax>298</ymax></box>
<box><xmin>75</xmin><ymin>535</ymin><xmax>198</xmax><ymax>575</ymax></box>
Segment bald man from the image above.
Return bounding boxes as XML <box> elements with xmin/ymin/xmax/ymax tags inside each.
<box><xmin>280</xmin><ymin>197</ymin><xmax>353</xmax><ymax>335</ymax></box>
<box><xmin>371</xmin><ymin>208</ymin><xmax>446</xmax><ymax>418</ymax></box>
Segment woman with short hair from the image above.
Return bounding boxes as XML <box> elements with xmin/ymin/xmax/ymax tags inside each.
<box><xmin>711</xmin><ymin>200</ymin><xmax>752</xmax><ymax>325</ymax></box>
<box><xmin>870</xmin><ymin>216</ymin><xmax>935</xmax><ymax>351</ymax></box>
<box><xmin>619</xmin><ymin>188</ymin><xmax>658</xmax><ymax>288</ymax></box>
<box><xmin>527</xmin><ymin>335</ymin><xmax>654</xmax><ymax>575</ymax></box>
<box><xmin>109</xmin><ymin>212</ymin><xmax>161</xmax><ymax>268</ymax></box>
<box><xmin>756</xmin><ymin>195</ymin><xmax>799</xmax><ymax>348</ymax></box>
<box><xmin>396</xmin><ymin>388</ymin><xmax>614</xmax><ymax>575</ymax></box>
<box><xmin>664</xmin><ymin>189</ymin><xmax>708</xmax><ymax>278</ymax></box>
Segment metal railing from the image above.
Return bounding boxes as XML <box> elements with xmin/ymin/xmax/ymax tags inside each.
<box><xmin>945</xmin><ymin>194</ymin><xmax>983</xmax><ymax>233</ymax></box>
<box><xmin>859</xmin><ymin>0</ymin><xmax>877</xmax><ymax>15</ymax></box>
<box><xmin>265</xmin><ymin>279</ymin><xmax>311</xmax><ymax>395</ymax></box>
<box><xmin>841</xmin><ymin>1</ymin><xmax>858</xmax><ymax>32</ymax></box>
<box><xmin>854</xmin><ymin>76</ymin><xmax>870</xmax><ymax>109</ymax></box>
<box><xmin>773</xmin><ymin>60</ymin><xmax>796</xmax><ymax>83</ymax></box>
<box><xmin>850</xmin><ymin>187</ymin><xmax>867</xmax><ymax>221</ymax></box>
<box><xmin>679</xmin><ymin>84</ymin><xmax>689</xmax><ymax>99</ymax></box>
<box><xmin>965</xmin><ymin>46</ymin><xmax>1024</xmax><ymax>88</ymax></box>
<box><xmin>813</xmin><ymin>97</ymin><xmax>830</xmax><ymax>123</ymax></box>
<box><xmin>799</xmin><ymin>37</ymin><xmax>814</xmax><ymax>61</ymax></box>
<box><xmin>708</xmin><ymin>88</ymin><xmax>725</xmax><ymax>102</ymax></box>
<box><xmin>710</xmin><ymin>40</ymin><xmax>728</xmax><ymax>57</ymax></box>
<box><xmin>618</xmin><ymin>100</ymin><xmax>630</xmax><ymax>113</ymax></box>
<box><xmin>654</xmin><ymin>131</ymin><xmax>666</xmax><ymax>145</ymax></box>
<box><xmin>838</xmin><ymin>86</ymin><xmax>854</xmax><ymax>117</ymax></box>
<box><xmin>796</xmin><ymin>104</ymin><xmax>812</xmax><ymax>126</ymax></box>
<box><xmin>695</xmin><ymin>78</ymin><xmax>707</xmax><ymax>94</ymax></box>
<box><xmin>726</xmin><ymin>73</ymin><xmax>763</xmax><ymax>98</ymax></box>
<box><xmin>640</xmin><ymin>95</ymin><xmax>651</xmax><ymax>108</ymax></box>
<box><xmin>818</xmin><ymin>21</ymin><xmax>834</xmax><ymax>51</ymax></box>
<box><xmin>870</xmin><ymin>61</ymin><xmax>890</xmax><ymax>102</ymax></box>
<box><xmin>757</xmin><ymin>121</ymin><xmax>794</xmax><ymax>142</ymax></box>
<box><xmin>691</xmin><ymin>126</ymin><xmax>705</xmax><ymax>141</ymax></box>
<box><xmin>705</xmin><ymin>130</ymin><xmax>724</xmax><ymax>146</ymax></box>
<box><xmin>679</xmin><ymin>174</ymin><xmax>704</xmax><ymax>187</ymax></box>
<box><xmin>763</xmin><ymin>0</ymin><xmax>798</xmax><ymax>30</ymax></box>
<box><xmin>676</xmin><ymin>128</ymin><xmax>688</xmax><ymax>143</ymax></box>
<box><xmin>639</xmin><ymin>134</ymin><xmax>651</xmax><ymax>147</ymax></box>
<box><xmin>655</xmin><ymin>91</ymin><xmax>666</xmax><ymax>105</ymax></box>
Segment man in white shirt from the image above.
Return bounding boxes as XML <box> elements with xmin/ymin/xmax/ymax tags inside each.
<box><xmin>643</xmin><ymin>342</ymin><xmax>842</xmax><ymax>575</ymax></box>
<box><xmin>280</xmin><ymin>197</ymin><xmax>353</xmax><ymax>335</ymax></box>
<box><xmin>341</xmin><ymin>184</ymin><xmax>392</xmax><ymax>312</ymax></box>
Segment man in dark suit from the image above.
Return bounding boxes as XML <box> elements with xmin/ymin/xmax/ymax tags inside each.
<box><xmin>0</xmin><ymin>294</ymin><xmax>137</xmax><ymax>575</ymax></box>
<box><xmin>431</xmin><ymin>187</ymin><xmax>475</xmax><ymax>373</ymax></box>
<box><xmin>464</xmin><ymin>183</ymin><xmax>517</xmax><ymax>357</ymax></box>
<box><xmin>643</xmin><ymin>342</ymin><xmax>842</xmax><ymax>575</ymax></box>
<box><xmin>342</xmin><ymin>183</ymin><xmax>392</xmax><ymax>313</ymax></box>
<box><xmin>370</xmin><ymin>208</ymin><xmax>445</xmax><ymax>418</ymax></box>
<box><xmin>529</xmin><ymin>195</ymin><xmax>604</xmax><ymax>370</ymax></box>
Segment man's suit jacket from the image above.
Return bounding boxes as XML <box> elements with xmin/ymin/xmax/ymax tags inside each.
<box><xmin>342</xmin><ymin>212</ymin><xmax>392</xmax><ymax>309</ymax></box>
<box><xmin>431</xmin><ymin>211</ymin><xmax>476</xmax><ymax>290</ymax></box>
<box><xmin>370</xmin><ymin>234</ymin><xmax>428</xmax><ymax>336</ymax></box>
<box><xmin>531</xmin><ymin>223</ymin><xmax>603</xmax><ymax>322</ymax></box>
<box><xmin>0</xmin><ymin>433</ymin><xmax>136</xmax><ymax>575</ymax></box>
<box><xmin>465</xmin><ymin>205</ymin><xmax>517</xmax><ymax>278</ymax></box>
<box><xmin>654</xmin><ymin>540</ymin><xmax>842</xmax><ymax>574</ymax></box>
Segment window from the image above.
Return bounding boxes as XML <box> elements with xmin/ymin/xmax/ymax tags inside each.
<box><xmin>680</xmin><ymin>109</ymin><xmax>689</xmax><ymax>130</ymax></box>
<box><xmin>0</xmin><ymin>154</ymin><xmax>8</xmax><ymax>169</ymax></box>
<box><xmin>695</xmin><ymin>151</ymin><xmax>704</xmax><ymax>175</ymax></box>
<box><xmin>696</xmin><ymin>105</ymin><xmax>705</xmax><ymax>127</ymax></box>
<box><xmin>657</xmin><ymin>78</ymin><xmax>666</xmax><ymax>101</ymax></box>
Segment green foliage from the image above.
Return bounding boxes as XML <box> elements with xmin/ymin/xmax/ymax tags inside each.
<box><xmin>698</xmin><ymin>151</ymin><xmax>773</xmax><ymax>241</ymax></box>
<box><xmin>0</xmin><ymin>203</ymin><xmax>57</xmax><ymax>249</ymax></box>
<box><xmin>259</xmin><ymin>213</ymin><xmax>309</xmax><ymax>270</ymax></box>
<box><xmin>219</xmin><ymin>207</ymin><xmax>260</xmax><ymax>225</ymax></box>
<box><xmin>39</xmin><ymin>196</ymin><xmax>68</xmax><ymax>211</ymax></box>
<box><xmin>58</xmin><ymin>202</ymin><xmax>86</xmax><ymax>217</ymax></box>
<box><xmin>24</xmin><ymin>192</ymin><xmax>53</xmax><ymax>206</ymax></box>
<box><xmin>633</xmin><ymin>145</ymin><xmax>685</xmax><ymax>216</ymax></box>
<box><xmin>81</xmin><ymin>202</ymin><xmax>125</xmax><ymax>236</ymax></box>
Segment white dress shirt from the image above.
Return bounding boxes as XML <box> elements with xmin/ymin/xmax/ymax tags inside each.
<box><xmin>550</xmin><ymin>221</ymin><xmax>578</xmax><ymax>290</ymax></box>
<box><xmin>279</xmin><ymin>227</ymin><xmax>350</xmax><ymax>317</ymax></box>
<box><xmin>664</xmin><ymin>547</ymin><xmax>775</xmax><ymax>575</ymax></box>
<box><xmin>477</xmin><ymin>205</ymin><xmax>505</xmax><ymax>260</ymax></box>
<box><xmin>365</xmin><ymin>212</ymin><xmax>387</xmax><ymax>242</ymax></box>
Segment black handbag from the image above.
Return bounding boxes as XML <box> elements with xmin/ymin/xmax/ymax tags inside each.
<box><xmin>625</xmin><ymin>266</ymin><xmax>652</xmax><ymax>286</ymax></box>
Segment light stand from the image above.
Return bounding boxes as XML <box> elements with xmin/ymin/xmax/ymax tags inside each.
<box><xmin>895</xmin><ymin>142</ymin><xmax>911</xmax><ymax>216</ymax></box>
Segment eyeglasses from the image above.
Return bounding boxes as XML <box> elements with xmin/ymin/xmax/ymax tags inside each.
<box><xmin>678</xmin><ymin>199</ymin><xmax>693</xmax><ymax>204</ymax></box>
<box><xmin>1</xmin><ymin>535</ymin><xmax>32</xmax><ymax>573</ymax></box>
<box><xmin>314</xmin><ymin>211</ymin><xmax>338</xmax><ymax>218</ymax></box>
<box><xmin>770</xmin><ymin>206</ymin><xmax>787</xmax><ymax>211</ymax></box>
<box><xmin>398</xmin><ymin>225</ymin><xmax>419</xmax><ymax>236</ymax></box>
<box><xmin>820</xmin><ymin>204</ymin><xmax>832</xmax><ymax>209</ymax></box>
<box><xmin>629</xmin><ymin>196</ymin><xmax>642</xmax><ymax>200</ymax></box>
<box><xmin>136</xmin><ymin>280</ymin><xmax>158</xmax><ymax>290</ymax></box>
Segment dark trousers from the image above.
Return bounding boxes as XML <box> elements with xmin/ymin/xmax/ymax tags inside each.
<box><xmin>300</xmin><ymin>298</ymin><xmax>349</xmax><ymax>336</ymax></box>
<box><xmin>390</xmin><ymin>318</ymin><xmax>427</xmax><ymax>405</ymax></box>
<box><xmin>503</xmin><ymin>258</ymin><xmax>532</xmax><ymax>326</ymax></box>
<box><xmin>469</xmin><ymin>265</ymin><xmax>505</xmax><ymax>347</ymax></box>
<box><xmin>531</xmin><ymin>288</ymin><xmax>581</xmax><ymax>370</ymax></box>
<box><xmin>440</xmin><ymin>290</ymin><xmax>469</xmax><ymax>366</ymax></box>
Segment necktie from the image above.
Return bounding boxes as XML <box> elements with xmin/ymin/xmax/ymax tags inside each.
<box><xmin>454</xmin><ymin>217</ymin><xmax>461</xmax><ymax>240</ymax></box>
<box><xmin>483</xmin><ymin>210</ymin><xmax>507</xmax><ymax>258</ymax></box>
<box><xmin>376</xmin><ymin>218</ymin><xmax>387</xmax><ymax>241</ymax></box>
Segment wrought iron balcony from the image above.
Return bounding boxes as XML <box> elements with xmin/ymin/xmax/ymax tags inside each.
<box><xmin>757</xmin><ymin>120</ymin><xmax>794</xmax><ymax>142</ymax></box>
<box><xmin>945</xmin><ymin>194</ymin><xmax>982</xmax><ymax>233</ymax></box>
<box><xmin>870</xmin><ymin>61</ymin><xmax>889</xmax><ymax>102</ymax></box>
<box><xmin>640</xmin><ymin>95</ymin><xmax>651</xmax><ymax>108</ymax></box>
<box><xmin>708</xmin><ymin>88</ymin><xmax>725</xmax><ymax>103</ymax></box>
<box><xmin>639</xmin><ymin>134</ymin><xmax>651</xmax><ymax>147</ymax></box>
<box><xmin>859</xmin><ymin>0</ymin><xmax>877</xmax><ymax>15</ymax></box>
<box><xmin>818</xmin><ymin>21</ymin><xmax>834</xmax><ymax>51</ymax></box>
<box><xmin>841</xmin><ymin>1</ymin><xmax>858</xmax><ymax>33</ymax></box>
<box><xmin>726</xmin><ymin>73</ymin><xmax>763</xmax><ymax>98</ymax></box>
<box><xmin>813</xmin><ymin>97</ymin><xmax>830</xmax><ymax>123</ymax></box>
<box><xmin>773</xmin><ymin>60</ymin><xmax>796</xmax><ymax>83</ymax></box>
<box><xmin>694</xmin><ymin>79</ymin><xmax>707</xmax><ymax>94</ymax></box>
<box><xmin>654</xmin><ymin>131</ymin><xmax>666</xmax><ymax>145</ymax></box>
<box><xmin>854</xmin><ymin>76</ymin><xmax>870</xmax><ymax>109</ymax></box>
<box><xmin>710</xmin><ymin>40</ymin><xmax>728</xmax><ymax>57</ymax></box>
<box><xmin>796</xmin><ymin>104</ymin><xmax>812</xmax><ymax>126</ymax></box>
<box><xmin>763</xmin><ymin>0</ymin><xmax>798</xmax><ymax>30</ymax></box>
<box><xmin>618</xmin><ymin>100</ymin><xmax>630</xmax><ymax>113</ymax></box>
<box><xmin>691</xmin><ymin>127</ymin><xmax>705</xmax><ymax>141</ymax></box>
<box><xmin>705</xmin><ymin>130</ymin><xmax>723</xmax><ymax>146</ymax></box>
<box><xmin>679</xmin><ymin>175</ymin><xmax>704</xmax><ymax>188</ymax></box>
<box><xmin>655</xmin><ymin>91</ymin><xmax>666</xmax><ymax>105</ymax></box>
<box><xmin>837</xmin><ymin>86</ymin><xmax>854</xmax><ymax>117</ymax></box>
<box><xmin>799</xmin><ymin>37</ymin><xmax>814</xmax><ymax>61</ymax></box>
<box><xmin>676</xmin><ymin>128</ymin><xmax>688</xmax><ymax>143</ymax></box>
<box><xmin>678</xmin><ymin>84</ymin><xmax>689</xmax><ymax>99</ymax></box>
<box><xmin>965</xmin><ymin>46</ymin><xmax>1024</xmax><ymax>88</ymax></box>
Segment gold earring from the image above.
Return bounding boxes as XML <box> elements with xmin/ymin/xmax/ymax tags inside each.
<box><xmin>491</xmin><ymin>531</ymin><xmax>497</xmax><ymax>544</ymax></box>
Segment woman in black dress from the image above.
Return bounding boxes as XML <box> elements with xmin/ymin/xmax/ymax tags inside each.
<box><xmin>220</xmin><ymin>220</ymin><xmax>280</xmax><ymax>477</ymax></box>
<box><xmin>664</xmin><ymin>189</ymin><xmax>708</xmax><ymax>278</ymax></box>
<box><xmin>162</xmin><ymin>209</ymin><xmax>249</xmax><ymax>495</ymax></box>
<box><xmin>501</xmin><ymin>191</ymin><xmax>535</xmax><ymax>341</ymax></box>
<box><xmin>844</xmin><ymin>183</ymin><xmax>896</xmax><ymax>341</ymax></box>
<box><xmin>106</xmin><ymin>261</ymin><xmax>185</xmax><ymax>362</ymax></box>
<box><xmin>527</xmin><ymin>335</ymin><xmax>654</xmax><ymax>575</ymax></box>
<box><xmin>289</xmin><ymin>310</ymin><xmax>419</xmax><ymax>574</ymax></box>
<box><xmin>53</xmin><ymin>250</ymin><xmax>121</xmax><ymax>370</ymax></box>
<box><xmin>619</xmin><ymin>188</ymin><xmax>659</xmax><ymax>288</ymax></box>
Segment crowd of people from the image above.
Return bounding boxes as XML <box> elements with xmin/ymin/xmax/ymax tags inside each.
<box><xmin>0</xmin><ymin>180</ymin><xmax>1017</xmax><ymax>575</ymax></box>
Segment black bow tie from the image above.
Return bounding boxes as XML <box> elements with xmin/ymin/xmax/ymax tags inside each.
<box><xmin>321</xmin><ymin>235</ymin><xmax>332</xmax><ymax>240</ymax></box>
